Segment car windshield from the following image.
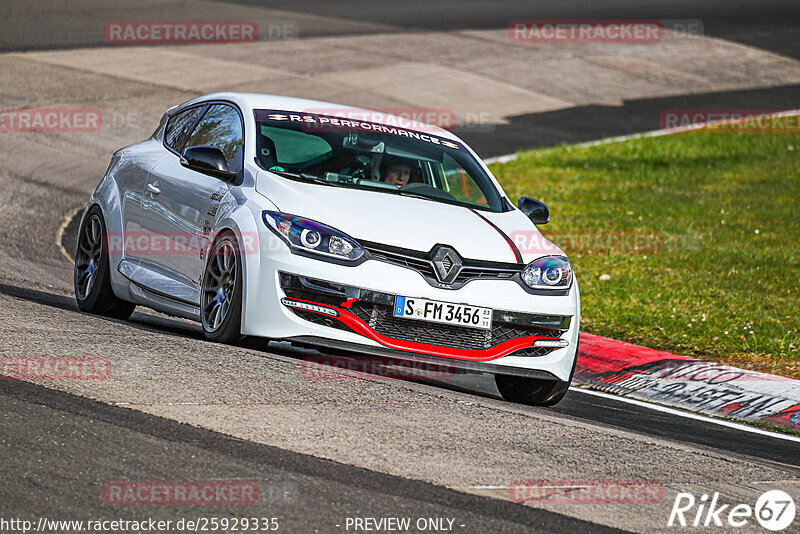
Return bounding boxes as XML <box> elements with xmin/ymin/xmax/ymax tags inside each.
<box><xmin>254</xmin><ymin>109</ymin><xmax>506</xmax><ymax>212</ymax></box>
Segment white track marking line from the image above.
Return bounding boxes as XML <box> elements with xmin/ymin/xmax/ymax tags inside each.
<box><xmin>56</xmin><ymin>206</ymin><xmax>82</xmax><ymax>264</ymax></box>
<box><xmin>483</xmin><ymin>108</ymin><xmax>800</xmax><ymax>166</ymax></box>
<box><xmin>570</xmin><ymin>386</ymin><xmax>800</xmax><ymax>443</ymax></box>
<box><xmin>482</xmin><ymin>153</ymin><xmax>519</xmax><ymax>165</ymax></box>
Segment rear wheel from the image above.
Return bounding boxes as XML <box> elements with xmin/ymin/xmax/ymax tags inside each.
<box><xmin>74</xmin><ymin>207</ymin><xmax>135</xmax><ymax>319</ymax></box>
<box><xmin>200</xmin><ymin>233</ymin><xmax>243</xmax><ymax>344</ymax></box>
<box><xmin>495</xmin><ymin>341</ymin><xmax>578</xmax><ymax>406</ymax></box>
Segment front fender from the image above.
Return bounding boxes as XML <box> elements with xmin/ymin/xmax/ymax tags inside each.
<box><xmin>215</xmin><ymin>193</ymin><xmax>279</xmax><ymax>336</ymax></box>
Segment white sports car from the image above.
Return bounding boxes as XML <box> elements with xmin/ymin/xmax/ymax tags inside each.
<box><xmin>74</xmin><ymin>93</ymin><xmax>580</xmax><ymax>406</ymax></box>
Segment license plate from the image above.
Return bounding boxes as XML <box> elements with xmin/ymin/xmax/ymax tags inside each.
<box><xmin>392</xmin><ymin>296</ymin><xmax>493</xmax><ymax>330</ymax></box>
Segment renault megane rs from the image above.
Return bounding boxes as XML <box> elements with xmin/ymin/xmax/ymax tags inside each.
<box><xmin>74</xmin><ymin>93</ymin><xmax>580</xmax><ymax>406</ymax></box>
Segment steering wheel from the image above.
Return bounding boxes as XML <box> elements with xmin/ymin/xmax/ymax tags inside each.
<box><xmin>349</xmin><ymin>155</ymin><xmax>372</xmax><ymax>181</ymax></box>
<box><xmin>400</xmin><ymin>182</ymin><xmax>457</xmax><ymax>201</ymax></box>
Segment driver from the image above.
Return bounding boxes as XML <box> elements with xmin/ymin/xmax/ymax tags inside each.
<box><xmin>383</xmin><ymin>162</ymin><xmax>412</xmax><ymax>187</ymax></box>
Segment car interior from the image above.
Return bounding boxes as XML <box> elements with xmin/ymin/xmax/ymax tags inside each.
<box><xmin>256</xmin><ymin>123</ymin><xmax>494</xmax><ymax>208</ymax></box>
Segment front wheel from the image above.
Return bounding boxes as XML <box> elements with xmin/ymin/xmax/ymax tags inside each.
<box><xmin>495</xmin><ymin>374</ymin><xmax>571</xmax><ymax>406</ymax></box>
<box><xmin>200</xmin><ymin>232</ymin><xmax>244</xmax><ymax>344</ymax></box>
<box><xmin>495</xmin><ymin>341</ymin><xmax>578</xmax><ymax>406</ymax></box>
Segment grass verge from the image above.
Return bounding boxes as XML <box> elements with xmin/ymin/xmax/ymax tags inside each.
<box><xmin>490</xmin><ymin>123</ymin><xmax>799</xmax><ymax>378</ymax></box>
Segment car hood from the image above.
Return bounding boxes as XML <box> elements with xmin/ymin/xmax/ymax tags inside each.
<box><xmin>255</xmin><ymin>171</ymin><xmax>564</xmax><ymax>264</ymax></box>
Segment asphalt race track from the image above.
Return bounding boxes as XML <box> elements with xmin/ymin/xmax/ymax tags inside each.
<box><xmin>2</xmin><ymin>0</ymin><xmax>799</xmax><ymax>157</ymax></box>
<box><xmin>2</xmin><ymin>379</ymin><xmax>616</xmax><ymax>533</ymax></box>
<box><xmin>1</xmin><ymin>1</ymin><xmax>800</xmax><ymax>532</ymax></box>
<box><xmin>3</xmin><ymin>0</ymin><xmax>799</xmax><ymax>57</ymax></box>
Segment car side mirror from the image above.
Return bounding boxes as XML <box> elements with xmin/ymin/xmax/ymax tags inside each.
<box><xmin>517</xmin><ymin>196</ymin><xmax>550</xmax><ymax>225</ymax></box>
<box><xmin>181</xmin><ymin>146</ymin><xmax>236</xmax><ymax>182</ymax></box>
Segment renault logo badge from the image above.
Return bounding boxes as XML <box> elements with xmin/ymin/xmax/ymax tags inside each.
<box><xmin>431</xmin><ymin>246</ymin><xmax>462</xmax><ymax>284</ymax></box>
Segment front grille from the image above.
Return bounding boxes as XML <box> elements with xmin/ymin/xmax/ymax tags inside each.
<box><xmin>455</xmin><ymin>266</ymin><xmax>517</xmax><ymax>284</ymax></box>
<box><xmin>291</xmin><ymin>308</ymin><xmax>349</xmax><ymax>332</ymax></box>
<box><xmin>508</xmin><ymin>347</ymin><xmax>558</xmax><ymax>358</ymax></box>
<box><xmin>490</xmin><ymin>321</ymin><xmax>560</xmax><ymax>344</ymax></box>
<box><xmin>364</xmin><ymin>246</ymin><xmax>438</xmax><ymax>280</ymax></box>
<box><xmin>362</xmin><ymin>242</ymin><xmax>521</xmax><ymax>289</ymax></box>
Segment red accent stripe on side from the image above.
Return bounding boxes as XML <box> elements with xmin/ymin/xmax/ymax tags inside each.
<box><xmin>285</xmin><ymin>298</ymin><xmax>561</xmax><ymax>362</ymax></box>
<box><xmin>469</xmin><ymin>209</ymin><xmax>523</xmax><ymax>264</ymax></box>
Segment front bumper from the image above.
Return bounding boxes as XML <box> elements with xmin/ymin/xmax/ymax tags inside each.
<box><xmin>279</xmin><ymin>273</ymin><xmax>569</xmax><ymax>360</ymax></box>
<box><xmin>240</xmin><ymin>232</ymin><xmax>580</xmax><ymax>381</ymax></box>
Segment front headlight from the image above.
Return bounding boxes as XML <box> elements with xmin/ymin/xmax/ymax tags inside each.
<box><xmin>521</xmin><ymin>256</ymin><xmax>573</xmax><ymax>290</ymax></box>
<box><xmin>262</xmin><ymin>211</ymin><xmax>365</xmax><ymax>262</ymax></box>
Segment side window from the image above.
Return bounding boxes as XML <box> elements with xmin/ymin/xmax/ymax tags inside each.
<box><xmin>164</xmin><ymin>106</ymin><xmax>205</xmax><ymax>152</ymax></box>
<box><xmin>183</xmin><ymin>104</ymin><xmax>244</xmax><ymax>171</ymax></box>
<box><xmin>439</xmin><ymin>154</ymin><xmax>487</xmax><ymax>205</ymax></box>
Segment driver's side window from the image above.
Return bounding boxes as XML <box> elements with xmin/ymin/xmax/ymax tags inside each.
<box><xmin>183</xmin><ymin>104</ymin><xmax>244</xmax><ymax>171</ymax></box>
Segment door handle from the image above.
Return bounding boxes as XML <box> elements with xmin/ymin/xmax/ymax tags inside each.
<box><xmin>146</xmin><ymin>183</ymin><xmax>161</xmax><ymax>196</ymax></box>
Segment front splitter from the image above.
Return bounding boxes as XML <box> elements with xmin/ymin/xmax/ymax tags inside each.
<box><xmin>285</xmin><ymin>335</ymin><xmax>562</xmax><ymax>381</ymax></box>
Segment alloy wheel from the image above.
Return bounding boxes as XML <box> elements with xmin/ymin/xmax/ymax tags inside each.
<box><xmin>201</xmin><ymin>238</ymin><xmax>237</xmax><ymax>332</ymax></box>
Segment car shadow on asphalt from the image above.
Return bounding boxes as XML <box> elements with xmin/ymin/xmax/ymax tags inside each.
<box><xmin>0</xmin><ymin>279</ymin><xmax>506</xmax><ymax>402</ymax></box>
<box><xmin>0</xmin><ymin>280</ymin><xmax>204</xmax><ymax>340</ymax></box>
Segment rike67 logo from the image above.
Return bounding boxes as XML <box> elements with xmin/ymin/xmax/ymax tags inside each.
<box><xmin>668</xmin><ymin>490</ymin><xmax>795</xmax><ymax>531</ymax></box>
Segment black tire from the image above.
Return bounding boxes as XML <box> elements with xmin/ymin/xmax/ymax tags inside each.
<box><xmin>200</xmin><ymin>232</ymin><xmax>244</xmax><ymax>344</ymax></box>
<box><xmin>495</xmin><ymin>340</ymin><xmax>579</xmax><ymax>406</ymax></box>
<box><xmin>74</xmin><ymin>206</ymin><xmax>136</xmax><ymax>320</ymax></box>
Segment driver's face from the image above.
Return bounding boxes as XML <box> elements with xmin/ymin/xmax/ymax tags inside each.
<box><xmin>385</xmin><ymin>164</ymin><xmax>411</xmax><ymax>186</ymax></box>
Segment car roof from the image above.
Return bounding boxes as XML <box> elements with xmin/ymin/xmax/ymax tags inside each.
<box><xmin>169</xmin><ymin>92</ymin><xmax>460</xmax><ymax>141</ymax></box>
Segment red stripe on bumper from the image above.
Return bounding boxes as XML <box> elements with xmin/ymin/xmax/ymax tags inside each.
<box><xmin>286</xmin><ymin>298</ymin><xmax>561</xmax><ymax>362</ymax></box>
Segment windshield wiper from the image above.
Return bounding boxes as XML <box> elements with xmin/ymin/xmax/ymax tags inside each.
<box><xmin>267</xmin><ymin>169</ymin><xmax>301</xmax><ymax>179</ymax></box>
<box><xmin>269</xmin><ymin>169</ymin><xmax>318</xmax><ymax>181</ymax></box>
<box><xmin>300</xmin><ymin>172</ymin><xmax>327</xmax><ymax>182</ymax></box>
<box><xmin>268</xmin><ymin>169</ymin><xmax>346</xmax><ymax>187</ymax></box>
<box><xmin>397</xmin><ymin>190</ymin><xmax>437</xmax><ymax>202</ymax></box>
